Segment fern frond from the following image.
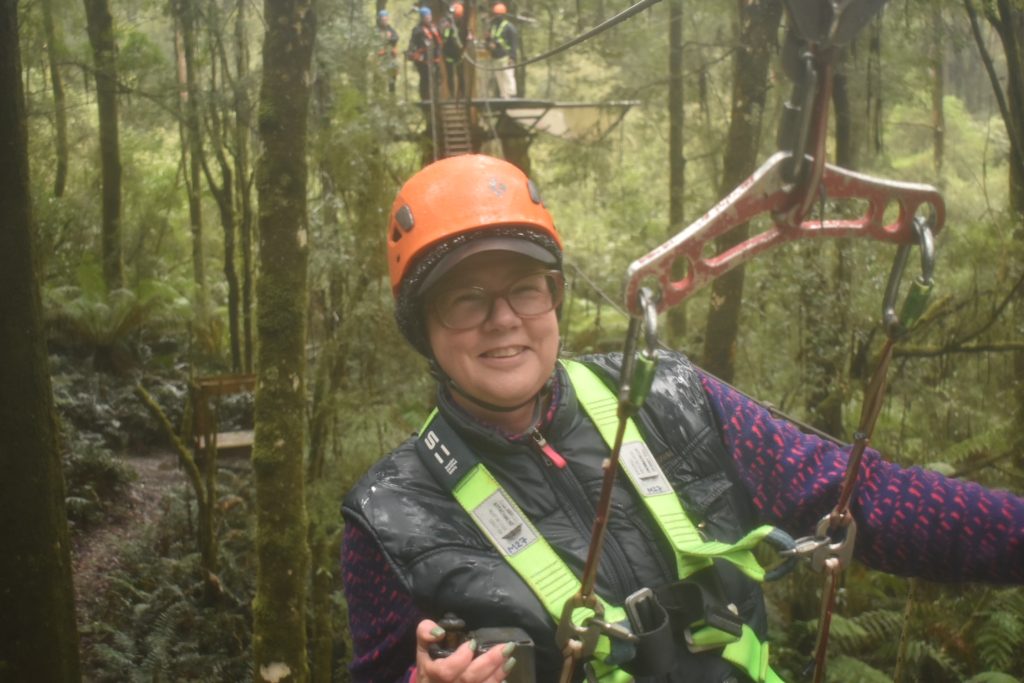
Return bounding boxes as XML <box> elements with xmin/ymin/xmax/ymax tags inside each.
<box><xmin>826</xmin><ymin>654</ymin><xmax>893</xmax><ymax>683</ymax></box>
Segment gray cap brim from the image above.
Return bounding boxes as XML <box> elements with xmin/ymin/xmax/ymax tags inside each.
<box><xmin>416</xmin><ymin>236</ymin><xmax>559</xmax><ymax>295</ymax></box>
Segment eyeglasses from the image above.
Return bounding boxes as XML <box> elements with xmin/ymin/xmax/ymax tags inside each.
<box><xmin>429</xmin><ymin>270</ymin><xmax>564</xmax><ymax>330</ymax></box>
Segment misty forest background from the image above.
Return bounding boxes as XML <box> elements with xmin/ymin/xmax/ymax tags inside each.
<box><xmin>2</xmin><ymin>0</ymin><xmax>1024</xmax><ymax>681</ymax></box>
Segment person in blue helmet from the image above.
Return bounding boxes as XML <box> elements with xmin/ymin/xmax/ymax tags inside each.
<box><xmin>341</xmin><ymin>154</ymin><xmax>1024</xmax><ymax>682</ymax></box>
<box><xmin>377</xmin><ymin>9</ymin><xmax>400</xmax><ymax>94</ymax></box>
<box><xmin>406</xmin><ymin>5</ymin><xmax>443</xmax><ymax>101</ymax></box>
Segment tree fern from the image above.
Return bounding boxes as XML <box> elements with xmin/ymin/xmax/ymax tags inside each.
<box><xmin>974</xmin><ymin>589</ymin><xmax>1024</xmax><ymax>674</ymax></box>
<box><xmin>826</xmin><ymin>654</ymin><xmax>893</xmax><ymax>683</ymax></box>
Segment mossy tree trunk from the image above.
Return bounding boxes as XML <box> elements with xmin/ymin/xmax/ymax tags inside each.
<box><xmin>701</xmin><ymin>0</ymin><xmax>783</xmax><ymax>382</ymax></box>
<box><xmin>83</xmin><ymin>0</ymin><xmax>124</xmax><ymax>291</ymax></box>
<box><xmin>0</xmin><ymin>1</ymin><xmax>82</xmax><ymax>676</ymax></box>
<box><xmin>252</xmin><ymin>0</ymin><xmax>316</xmax><ymax>681</ymax></box>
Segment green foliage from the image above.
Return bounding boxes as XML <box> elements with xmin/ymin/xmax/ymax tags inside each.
<box><xmin>44</xmin><ymin>263</ymin><xmax>192</xmax><ymax>372</ymax></box>
<box><xmin>80</xmin><ymin>475</ymin><xmax>255</xmax><ymax>682</ymax></box>
<box><xmin>61</xmin><ymin>428</ymin><xmax>137</xmax><ymax>533</ymax></box>
<box><xmin>826</xmin><ymin>655</ymin><xmax>893</xmax><ymax>683</ymax></box>
<box><xmin>973</xmin><ymin>589</ymin><xmax>1024</xmax><ymax>674</ymax></box>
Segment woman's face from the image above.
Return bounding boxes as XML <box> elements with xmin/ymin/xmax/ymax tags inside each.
<box><xmin>425</xmin><ymin>251</ymin><xmax>561</xmax><ymax>430</ymax></box>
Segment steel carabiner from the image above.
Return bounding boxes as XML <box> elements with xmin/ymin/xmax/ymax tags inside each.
<box><xmin>882</xmin><ymin>214</ymin><xmax>936</xmax><ymax>338</ymax></box>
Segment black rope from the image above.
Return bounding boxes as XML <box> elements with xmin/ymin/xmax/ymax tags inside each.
<box><xmin>467</xmin><ymin>0</ymin><xmax>663</xmax><ymax>72</ymax></box>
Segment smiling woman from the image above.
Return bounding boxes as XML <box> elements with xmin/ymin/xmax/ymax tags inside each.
<box><xmin>340</xmin><ymin>155</ymin><xmax>1024</xmax><ymax>683</ymax></box>
<box><xmin>426</xmin><ymin>254</ymin><xmax>563</xmax><ymax>433</ymax></box>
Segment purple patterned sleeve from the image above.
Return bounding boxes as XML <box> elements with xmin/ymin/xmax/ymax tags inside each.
<box><xmin>341</xmin><ymin>521</ymin><xmax>424</xmax><ymax>683</ymax></box>
<box><xmin>699</xmin><ymin>371</ymin><xmax>1024</xmax><ymax>584</ymax></box>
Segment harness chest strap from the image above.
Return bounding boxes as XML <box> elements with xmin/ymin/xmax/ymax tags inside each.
<box><xmin>415</xmin><ymin>363</ymin><xmax>785</xmax><ymax>682</ymax></box>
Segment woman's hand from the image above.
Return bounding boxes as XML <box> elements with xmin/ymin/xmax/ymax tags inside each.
<box><xmin>414</xmin><ymin>619</ymin><xmax>517</xmax><ymax>683</ymax></box>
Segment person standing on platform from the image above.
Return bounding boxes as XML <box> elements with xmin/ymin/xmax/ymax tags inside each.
<box><xmin>486</xmin><ymin>3</ymin><xmax>517</xmax><ymax>98</ymax></box>
<box><xmin>376</xmin><ymin>9</ymin><xmax>400</xmax><ymax>94</ymax></box>
<box><xmin>407</xmin><ymin>6</ymin><xmax>443</xmax><ymax>101</ymax></box>
<box><xmin>440</xmin><ymin>2</ymin><xmax>465</xmax><ymax>98</ymax></box>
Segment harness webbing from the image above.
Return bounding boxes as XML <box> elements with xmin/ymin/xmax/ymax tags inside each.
<box><xmin>414</xmin><ymin>362</ymin><xmax>786</xmax><ymax>682</ymax></box>
<box><xmin>562</xmin><ymin>360</ymin><xmax>780</xmax><ymax>584</ymax></box>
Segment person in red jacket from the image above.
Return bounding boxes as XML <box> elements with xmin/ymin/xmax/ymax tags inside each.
<box><xmin>342</xmin><ymin>154</ymin><xmax>1024</xmax><ymax>683</ymax></box>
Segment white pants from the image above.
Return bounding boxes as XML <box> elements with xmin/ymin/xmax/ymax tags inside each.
<box><xmin>493</xmin><ymin>56</ymin><xmax>516</xmax><ymax>98</ymax></box>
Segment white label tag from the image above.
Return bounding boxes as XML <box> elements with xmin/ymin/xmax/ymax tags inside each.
<box><xmin>472</xmin><ymin>490</ymin><xmax>538</xmax><ymax>557</ymax></box>
<box><xmin>620</xmin><ymin>441</ymin><xmax>673</xmax><ymax>496</ymax></box>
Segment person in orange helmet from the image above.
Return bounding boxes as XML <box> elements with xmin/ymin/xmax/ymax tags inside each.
<box><xmin>440</xmin><ymin>2</ymin><xmax>466</xmax><ymax>98</ymax></box>
<box><xmin>340</xmin><ymin>155</ymin><xmax>1024</xmax><ymax>683</ymax></box>
<box><xmin>486</xmin><ymin>2</ymin><xmax>518</xmax><ymax>98</ymax></box>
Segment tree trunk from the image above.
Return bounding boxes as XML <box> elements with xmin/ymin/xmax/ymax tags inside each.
<box><xmin>497</xmin><ymin>116</ymin><xmax>532</xmax><ymax>175</ymax></box>
<box><xmin>0</xmin><ymin>2</ymin><xmax>82</xmax><ymax>676</ymax></box>
<box><xmin>173</xmin><ymin>0</ymin><xmax>208</xmax><ymax>323</ymax></box>
<box><xmin>665</xmin><ymin>0</ymin><xmax>687</xmax><ymax>344</ymax></box>
<box><xmin>235</xmin><ymin>0</ymin><xmax>254</xmax><ymax>372</ymax></box>
<box><xmin>930</xmin><ymin>5</ymin><xmax>945</xmax><ymax>176</ymax></box>
<box><xmin>83</xmin><ymin>0</ymin><xmax>124</xmax><ymax>291</ymax></box>
<box><xmin>211</xmin><ymin>159</ymin><xmax>242</xmax><ymax>373</ymax></box>
<box><xmin>42</xmin><ymin>0</ymin><xmax>68</xmax><ymax>198</ymax></box>
<box><xmin>866</xmin><ymin>14</ymin><xmax>883</xmax><ymax>158</ymax></box>
<box><xmin>701</xmin><ymin>0</ymin><xmax>783</xmax><ymax>382</ymax></box>
<box><xmin>252</xmin><ymin>0</ymin><xmax>316</xmax><ymax>680</ymax></box>
<box><xmin>204</xmin><ymin>0</ymin><xmax>243</xmax><ymax>373</ymax></box>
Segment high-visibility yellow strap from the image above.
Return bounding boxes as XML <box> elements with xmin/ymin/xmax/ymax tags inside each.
<box><xmin>561</xmin><ymin>360</ymin><xmax>773</xmax><ymax>582</ymax></box>
<box><xmin>722</xmin><ymin>626</ymin><xmax>786</xmax><ymax>683</ymax></box>
<box><xmin>420</xmin><ymin>415</ymin><xmax>627</xmax><ymax>665</ymax></box>
<box><xmin>455</xmin><ymin>464</ymin><xmax>582</xmax><ymax>615</ymax></box>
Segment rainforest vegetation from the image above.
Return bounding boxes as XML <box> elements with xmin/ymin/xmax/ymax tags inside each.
<box><xmin>1</xmin><ymin>0</ymin><xmax>1023</xmax><ymax>681</ymax></box>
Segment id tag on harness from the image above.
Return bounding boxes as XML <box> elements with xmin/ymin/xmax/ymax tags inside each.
<box><xmin>472</xmin><ymin>490</ymin><xmax>539</xmax><ymax>557</ymax></box>
<box><xmin>620</xmin><ymin>441</ymin><xmax>673</xmax><ymax>497</ymax></box>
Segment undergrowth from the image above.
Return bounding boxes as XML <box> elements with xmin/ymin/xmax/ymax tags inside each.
<box><xmin>79</xmin><ymin>472</ymin><xmax>255</xmax><ymax>682</ymax></box>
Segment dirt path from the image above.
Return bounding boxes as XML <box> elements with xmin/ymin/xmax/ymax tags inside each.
<box><xmin>72</xmin><ymin>449</ymin><xmax>182</xmax><ymax>618</ymax></box>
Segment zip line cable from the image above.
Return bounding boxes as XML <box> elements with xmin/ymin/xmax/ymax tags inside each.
<box><xmin>465</xmin><ymin>0</ymin><xmax>663</xmax><ymax>72</ymax></box>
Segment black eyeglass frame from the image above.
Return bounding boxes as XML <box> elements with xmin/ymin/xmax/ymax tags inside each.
<box><xmin>428</xmin><ymin>270</ymin><xmax>565</xmax><ymax>331</ymax></box>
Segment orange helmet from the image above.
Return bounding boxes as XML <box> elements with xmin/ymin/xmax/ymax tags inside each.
<box><xmin>492</xmin><ymin>2</ymin><xmax>507</xmax><ymax>15</ymax></box>
<box><xmin>451</xmin><ymin>1</ymin><xmax>463</xmax><ymax>18</ymax></box>
<box><xmin>387</xmin><ymin>154</ymin><xmax>562</xmax><ymax>354</ymax></box>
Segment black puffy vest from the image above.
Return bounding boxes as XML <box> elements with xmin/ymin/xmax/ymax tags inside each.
<box><xmin>343</xmin><ymin>351</ymin><xmax>767</xmax><ymax>682</ymax></box>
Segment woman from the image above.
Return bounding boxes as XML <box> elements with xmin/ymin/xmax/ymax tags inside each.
<box><xmin>342</xmin><ymin>155</ymin><xmax>1024</xmax><ymax>683</ymax></box>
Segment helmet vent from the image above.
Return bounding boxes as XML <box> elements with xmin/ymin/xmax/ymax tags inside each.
<box><xmin>528</xmin><ymin>179</ymin><xmax>543</xmax><ymax>204</ymax></box>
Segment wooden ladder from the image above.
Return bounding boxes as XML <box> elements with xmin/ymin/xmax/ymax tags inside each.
<box><xmin>438</xmin><ymin>100</ymin><xmax>472</xmax><ymax>158</ymax></box>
